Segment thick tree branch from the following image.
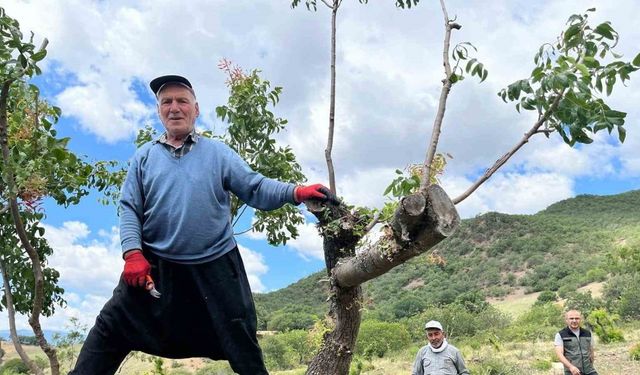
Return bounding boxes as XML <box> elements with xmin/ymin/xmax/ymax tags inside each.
<box><xmin>0</xmin><ymin>80</ymin><xmax>60</xmax><ymax>374</ymax></box>
<box><xmin>332</xmin><ymin>185</ymin><xmax>459</xmax><ymax>287</ymax></box>
<box><xmin>452</xmin><ymin>91</ymin><xmax>565</xmax><ymax>204</ymax></box>
<box><xmin>1</xmin><ymin>259</ymin><xmax>43</xmax><ymax>375</ymax></box>
<box><xmin>421</xmin><ymin>0</ymin><xmax>459</xmax><ymax>193</ymax></box>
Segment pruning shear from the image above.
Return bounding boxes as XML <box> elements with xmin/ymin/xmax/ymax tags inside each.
<box><xmin>145</xmin><ymin>275</ymin><xmax>161</xmax><ymax>298</ymax></box>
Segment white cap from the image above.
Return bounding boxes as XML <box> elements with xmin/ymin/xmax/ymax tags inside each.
<box><xmin>424</xmin><ymin>320</ymin><xmax>443</xmax><ymax>331</ymax></box>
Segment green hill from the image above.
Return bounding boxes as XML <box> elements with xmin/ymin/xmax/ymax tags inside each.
<box><xmin>254</xmin><ymin>190</ymin><xmax>640</xmax><ymax>327</ymax></box>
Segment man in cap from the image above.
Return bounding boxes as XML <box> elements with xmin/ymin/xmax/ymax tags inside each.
<box><xmin>411</xmin><ymin>320</ymin><xmax>470</xmax><ymax>375</ymax></box>
<box><xmin>555</xmin><ymin>310</ymin><xmax>598</xmax><ymax>375</ymax></box>
<box><xmin>70</xmin><ymin>75</ymin><xmax>337</xmax><ymax>375</ymax></box>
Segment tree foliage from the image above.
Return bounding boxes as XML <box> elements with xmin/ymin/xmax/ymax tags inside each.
<box><xmin>0</xmin><ymin>6</ymin><xmax>122</xmax><ymax>374</ymax></box>
<box><xmin>499</xmin><ymin>9</ymin><xmax>640</xmax><ymax>146</ymax></box>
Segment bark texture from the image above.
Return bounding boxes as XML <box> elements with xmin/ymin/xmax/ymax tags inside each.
<box><xmin>334</xmin><ymin>185</ymin><xmax>459</xmax><ymax>287</ymax></box>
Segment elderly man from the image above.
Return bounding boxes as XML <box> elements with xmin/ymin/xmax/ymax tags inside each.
<box><xmin>555</xmin><ymin>310</ymin><xmax>598</xmax><ymax>375</ymax></box>
<box><xmin>69</xmin><ymin>75</ymin><xmax>336</xmax><ymax>375</ymax></box>
<box><xmin>412</xmin><ymin>320</ymin><xmax>469</xmax><ymax>375</ymax></box>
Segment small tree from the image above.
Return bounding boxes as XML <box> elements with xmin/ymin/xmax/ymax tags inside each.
<box><xmin>587</xmin><ymin>308</ymin><xmax>624</xmax><ymax>343</ymax></box>
<box><xmin>287</xmin><ymin>1</ymin><xmax>640</xmax><ymax>372</ymax></box>
<box><xmin>0</xmin><ymin>7</ymin><xmax>123</xmax><ymax>375</ymax></box>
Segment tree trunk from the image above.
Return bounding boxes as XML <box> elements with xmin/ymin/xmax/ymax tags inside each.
<box><xmin>305</xmin><ymin>185</ymin><xmax>459</xmax><ymax>374</ymax></box>
<box><xmin>0</xmin><ymin>260</ymin><xmax>43</xmax><ymax>375</ymax></box>
<box><xmin>306</xmin><ymin>285</ymin><xmax>361</xmax><ymax>375</ymax></box>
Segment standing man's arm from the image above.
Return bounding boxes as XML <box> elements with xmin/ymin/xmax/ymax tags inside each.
<box><xmin>455</xmin><ymin>350</ymin><xmax>470</xmax><ymax>375</ymax></box>
<box><xmin>411</xmin><ymin>347</ymin><xmax>425</xmax><ymax>375</ymax></box>
<box><xmin>555</xmin><ymin>346</ymin><xmax>581</xmax><ymax>375</ymax></box>
<box><xmin>119</xmin><ymin>155</ymin><xmax>150</xmax><ymax>287</ymax></box>
<box><xmin>590</xmin><ymin>345</ymin><xmax>595</xmax><ymax>364</ymax></box>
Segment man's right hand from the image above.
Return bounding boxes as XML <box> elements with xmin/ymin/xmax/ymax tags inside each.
<box><xmin>569</xmin><ymin>365</ymin><xmax>581</xmax><ymax>375</ymax></box>
<box><xmin>123</xmin><ymin>250</ymin><xmax>151</xmax><ymax>287</ymax></box>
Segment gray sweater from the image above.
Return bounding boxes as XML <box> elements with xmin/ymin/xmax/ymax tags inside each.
<box><xmin>119</xmin><ymin>138</ymin><xmax>296</xmax><ymax>262</ymax></box>
<box><xmin>411</xmin><ymin>344</ymin><xmax>470</xmax><ymax>375</ymax></box>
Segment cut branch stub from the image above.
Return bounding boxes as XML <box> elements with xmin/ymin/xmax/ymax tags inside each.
<box><xmin>333</xmin><ymin>184</ymin><xmax>459</xmax><ymax>288</ymax></box>
<box><xmin>391</xmin><ymin>194</ymin><xmax>428</xmax><ymax>242</ymax></box>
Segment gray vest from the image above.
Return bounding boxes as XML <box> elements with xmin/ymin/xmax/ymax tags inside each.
<box><xmin>559</xmin><ymin>327</ymin><xmax>596</xmax><ymax>375</ymax></box>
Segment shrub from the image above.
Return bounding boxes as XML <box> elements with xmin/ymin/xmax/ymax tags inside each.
<box><xmin>534</xmin><ymin>291</ymin><xmax>557</xmax><ymax>305</ymax></box>
<box><xmin>267</xmin><ymin>311</ymin><xmax>317</xmax><ymax>332</ymax></box>
<box><xmin>193</xmin><ymin>362</ymin><xmax>234</xmax><ymax>375</ymax></box>
<box><xmin>391</xmin><ymin>295</ymin><xmax>427</xmax><ymax>319</ymax></box>
<box><xmin>406</xmin><ymin>304</ymin><xmax>510</xmax><ymax>342</ymax></box>
<box><xmin>564</xmin><ymin>291</ymin><xmax>603</xmax><ymax>318</ymax></box>
<box><xmin>0</xmin><ymin>358</ymin><xmax>30</xmax><ymax>374</ymax></box>
<box><xmin>532</xmin><ymin>359</ymin><xmax>552</xmax><ymax>370</ymax></box>
<box><xmin>261</xmin><ymin>334</ymin><xmax>297</xmax><ymax>370</ymax></box>
<box><xmin>278</xmin><ymin>330</ymin><xmax>316</xmax><ymax>365</ymax></box>
<box><xmin>355</xmin><ymin>320</ymin><xmax>410</xmax><ymax>359</ymax></box>
<box><xmin>630</xmin><ymin>343</ymin><xmax>640</xmax><ymax>361</ymax></box>
<box><xmin>506</xmin><ymin>303</ymin><xmax>563</xmax><ymax>342</ymax></box>
<box><xmin>587</xmin><ymin>309</ymin><xmax>625</xmax><ymax>343</ymax></box>
<box><xmin>468</xmin><ymin>358</ymin><xmax>519</xmax><ymax>375</ymax></box>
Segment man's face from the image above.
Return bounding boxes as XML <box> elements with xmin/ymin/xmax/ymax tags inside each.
<box><xmin>565</xmin><ymin>310</ymin><xmax>582</xmax><ymax>330</ymax></box>
<box><xmin>426</xmin><ymin>328</ymin><xmax>444</xmax><ymax>348</ymax></box>
<box><xmin>157</xmin><ymin>84</ymin><xmax>199</xmax><ymax>138</ymax></box>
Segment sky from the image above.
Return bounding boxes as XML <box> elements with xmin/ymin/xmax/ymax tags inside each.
<box><xmin>1</xmin><ymin>0</ymin><xmax>639</xmax><ymax>332</ymax></box>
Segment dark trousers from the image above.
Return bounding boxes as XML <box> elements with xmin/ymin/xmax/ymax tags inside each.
<box><xmin>69</xmin><ymin>247</ymin><xmax>268</xmax><ymax>375</ymax></box>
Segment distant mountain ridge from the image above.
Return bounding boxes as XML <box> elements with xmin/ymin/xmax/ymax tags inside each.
<box><xmin>254</xmin><ymin>189</ymin><xmax>640</xmax><ymax>326</ymax></box>
<box><xmin>0</xmin><ymin>329</ymin><xmax>63</xmax><ymax>343</ymax></box>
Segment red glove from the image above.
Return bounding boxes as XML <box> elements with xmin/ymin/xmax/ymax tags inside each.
<box><xmin>123</xmin><ymin>251</ymin><xmax>151</xmax><ymax>287</ymax></box>
<box><xmin>294</xmin><ymin>184</ymin><xmax>339</xmax><ymax>205</ymax></box>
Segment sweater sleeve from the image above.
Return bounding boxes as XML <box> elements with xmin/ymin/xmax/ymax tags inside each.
<box><xmin>119</xmin><ymin>153</ymin><xmax>145</xmax><ymax>253</ymax></box>
<box><xmin>221</xmin><ymin>144</ymin><xmax>296</xmax><ymax>210</ymax></box>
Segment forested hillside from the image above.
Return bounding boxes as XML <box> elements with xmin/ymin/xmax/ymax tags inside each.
<box><xmin>255</xmin><ymin>190</ymin><xmax>640</xmax><ymax>328</ymax></box>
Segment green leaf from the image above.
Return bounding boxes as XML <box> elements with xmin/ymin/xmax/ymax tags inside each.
<box><xmin>31</xmin><ymin>49</ymin><xmax>47</xmax><ymax>62</ymax></box>
<box><xmin>575</xmin><ymin>63</ymin><xmax>589</xmax><ymax>77</ymax></box>
<box><xmin>595</xmin><ymin>77</ymin><xmax>603</xmax><ymax>93</ymax></box>
<box><xmin>632</xmin><ymin>52</ymin><xmax>640</xmax><ymax>67</ymax></box>
<box><xmin>604</xmin><ymin>110</ymin><xmax>627</xmax><ymax>119</ymax></box>
<box><xmin>465</xmin><ymin>58</ymin><xmax>477</xmax><ymax>73</ymax></box>
<box><xmin>480</xmin><ymin>69</ymin><xmax>488</xmax><ymax>83</ymax></box>
<box><xmin>563</xmin><ymin>24</ymin><xmax>581</xmax><ymax>43</ymax></box>
<box><xmin>618</xmin><ymin>126</ymin><xmax>626</xmax><ymax>142</ymax></box>
<box><xmin>582</xmin><ymin>56</ymin><xmax>600</xmax><ymax>69</ymax></box>
<box><xmin>594</xmin><ymin>23</ymin><xmax>615</xmax><ymax>40</ymax></box>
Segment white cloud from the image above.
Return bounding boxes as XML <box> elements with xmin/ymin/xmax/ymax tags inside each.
<box><xmin>0</xmin><ymin>222</ymin><xmax>121</xmax><ymax>331</ymax></box>
<box><xmin>44</xmin><ymin>222</ymin><xmax>123</xmax><ymax>296</ymax></box>
<box><xmin>244</xmin><ymin>217</ymin><xmax>324</xmax><ymax>261</ymax></box>
<box><xmin>287</xmin><ymin>222</ymin><xmax>324</xmax><ymax>261</ymax></box>
<box><xmin>443</xmin><ymin>172</ymin><xmax>575</xmax><ymax>218</ymax></box>
<box><xmin>237</xmin><ymin>245</ymin><xmax>269</xmax><ymax>293</ymax></box>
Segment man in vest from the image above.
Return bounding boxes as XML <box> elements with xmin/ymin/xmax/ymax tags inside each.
<box><xmin>554</xmin><ymin>310</ymin><xmax>598</xmax><ymax>375</ymax></box>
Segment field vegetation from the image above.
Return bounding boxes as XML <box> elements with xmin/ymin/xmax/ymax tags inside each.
<box><xmin>2</xmin><ymin>191</ymin><xmax>639</xmax><ymax>374</ymax></box>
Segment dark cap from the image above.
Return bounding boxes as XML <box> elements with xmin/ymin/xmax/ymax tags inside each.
<box><xmin>149</xmin><ymin>75</ymin><xmax>194</xmax><ymax>96</ymax></box>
